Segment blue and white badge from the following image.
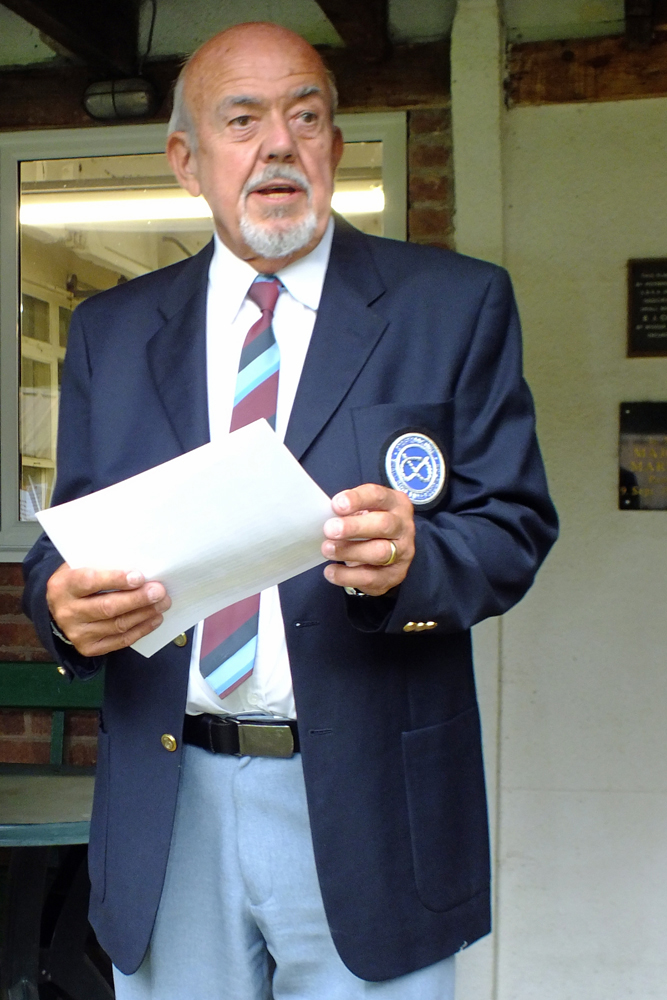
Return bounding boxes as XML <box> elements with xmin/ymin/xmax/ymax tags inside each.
<box><xmin>384</xmin><ymin>432</ymin><xmax>446</xmax><ymax>507</ymax></box>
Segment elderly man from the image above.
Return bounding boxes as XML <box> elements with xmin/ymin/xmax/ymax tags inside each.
<box><xmin>23</xmin><ymin>20</ymin><xmax>557</xmax><ymax>1000</ymax></box>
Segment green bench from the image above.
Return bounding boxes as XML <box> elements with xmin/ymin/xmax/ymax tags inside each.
<box><xmin>0</xmin><ymin>661</ymin><xmax>112</xmax><ymax>999</ymax></box>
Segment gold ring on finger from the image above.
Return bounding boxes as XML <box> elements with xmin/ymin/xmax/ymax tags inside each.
<box><xmin>381</xmin><ymin>540</ymin><xmax>398</xmax><ymax>567</ymax></box>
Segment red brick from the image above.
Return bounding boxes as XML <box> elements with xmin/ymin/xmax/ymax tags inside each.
<box><xmin>0</xmin><ymin>709</ymin><xmax>25</xmax><ymax>735</ymax></box>
<box><xmin>0</xmin><ymin>565</ymin><xmax>24</xmax><ymax>587</ymax></box>
<box><xmin>0</xmin><ymin>622</ymin><xmax>43</xmax><ymax>647</ymax></box>
<box><xmin>411</xmin><ymin>235</ymin><xmax>455</xmax><ymax>250</ymax></box>
<box><xmin>0</xmin><ymin>648</ymin><xmax>52</xmax><ymax>663</ymax></box>
<box><xmin>28</xmin><ymin>710</ymin><xmax>53</xmax><ymax>736</ymax></box>
<box><xmin>66</xmin><ymin>711</ymin><xmax>99</xmax><ymax>738</ymax></box>
<box><xmin>408</xmin><ymin>142</ymin><xmax>451</xmax><ymax>171</ymax></box>
<box><xmin>409</xmin><ymin>108</ymin><xmax>451</xmax><ymax>134</ymax></box>
<box><xmin>66</xmin><ymin>742</ymin><xmax>97</xmax><ymax>767</ymax></box>
<box><xmin>409</xmin><ymin>174</ymin><xmax>451</xmax><ymax>204</ymax></box>
<box><xmin>0</xmin><ymin>738</ymin><xmax>50</xmax><ymax>765</ymax></box>
<box><xmin>409</xmin><ymin>206</ymin><xmax>452</xmax><ymax>238</ymax></box>
<box><xmin>0</xmin><ymin>593</ymin><xmax>23</xmax><ymax>616</ymax></box>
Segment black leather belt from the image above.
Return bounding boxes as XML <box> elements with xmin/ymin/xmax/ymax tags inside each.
<box><xmin>183</xmin><ymin>713</ymin><xmax>300</xmax><ymax>758</ymax></box>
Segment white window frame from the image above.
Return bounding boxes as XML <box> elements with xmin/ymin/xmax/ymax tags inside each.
<box><xmin>0</xmin><ymin>112</ymin><xmax>406</xmax><ymax>559</ymax></box>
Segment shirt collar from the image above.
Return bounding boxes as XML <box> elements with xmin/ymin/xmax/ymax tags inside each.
<box><xmin>209</xmin><ymin>217</ymin><xmax>334</xmax><ymax>320</ymax></box>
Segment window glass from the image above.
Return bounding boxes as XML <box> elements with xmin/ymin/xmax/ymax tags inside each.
<box><xmin>18</xmin><ymin>142</ymin><xmax>384</xmax><ymax>519</ymax></box>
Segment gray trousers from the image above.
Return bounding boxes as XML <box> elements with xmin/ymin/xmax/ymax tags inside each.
<box><xmin>113</xmin><ymin>744</ymin><xmax>456</xmax><ymax>1000</ymax></box>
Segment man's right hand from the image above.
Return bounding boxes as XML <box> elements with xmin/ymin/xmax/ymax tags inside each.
<box><xmin>46</xmin><ymin>564</ymin><xmax>171</xmax><ymax>658</ymax></box>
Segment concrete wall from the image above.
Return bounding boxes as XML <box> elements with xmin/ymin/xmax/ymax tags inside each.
<box><xmin>499</xmin><ymin>95</ymin><xmax>667</xmax><ymax>999</ymax></box>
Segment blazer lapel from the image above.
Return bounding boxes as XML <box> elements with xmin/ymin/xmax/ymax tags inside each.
<box><xmin>146</xmin><ymin>243</ymin><xmax>212</xmax><ymax>455</ymax></box>
<box><xmin>285</xmin><ymin>220</ymin><xmax>388</xmax><ymax>462</ymax></box>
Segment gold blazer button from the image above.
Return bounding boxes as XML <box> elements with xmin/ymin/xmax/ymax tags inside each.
<box><xmin>173</xmin><ymin>633</ymin><xmax>188</xmax><ymax>647</ymax></box>
<box><xmin>403</xmin><ymin>622</ymin><xmax>416</xmax><ymax>632</ymax></box>
<box><xmin>161</xmin><ymin>734</ymin><xmax>177</xmax><ymax>752</ymax></box>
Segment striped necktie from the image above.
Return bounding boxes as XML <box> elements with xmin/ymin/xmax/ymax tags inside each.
<box><xmin>199</xmin><ymin>275</ymin><xmax>282</xmax><ymax>701</ymax></box>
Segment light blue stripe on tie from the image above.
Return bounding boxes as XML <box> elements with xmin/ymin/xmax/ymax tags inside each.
<box><xmin>208</xmin><ymin>635</ymin><xmax>257</xmax><ymax>695</ymax></box>
<box><xmin>234</xmin><ymin>343</ymin><xmax>280</xmax><ymax>407</ymax></box>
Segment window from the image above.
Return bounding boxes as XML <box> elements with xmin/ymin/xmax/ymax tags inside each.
<box><xmin>0</xmin><ymin>114</ymin><xmax>406</xmax><ymax>557</ymax></box>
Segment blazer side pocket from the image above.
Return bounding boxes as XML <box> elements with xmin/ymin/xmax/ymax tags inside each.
<box><xmin>402</xmin><ymin>707</ymin><xmax>490</xmax><ymax>913</ymax></box>
<box><xmin>87</xmin><ymin>728</ymin><xmax>110</xmax><ymax>905</ymax></box>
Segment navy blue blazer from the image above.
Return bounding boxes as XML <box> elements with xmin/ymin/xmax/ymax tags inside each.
<box><xmin>23</xmin><ymin>219</ymin><xmax>557</xmax><ymax>980</ymax></box>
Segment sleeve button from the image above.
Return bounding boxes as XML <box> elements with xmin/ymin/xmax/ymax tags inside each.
<box><xmin>57</xmin><ymin>666</ymin><xmax>68</xmax><ymax>676</ymax></box>
<box><xmin>425</xmin><ymin>621</ymin><xmax>437</xmax><ymax>630</ymax></box>
<box><xmin>403</xmin><ymin>622</ymin><xmax>416</xmax><ymax>632</ymax></box>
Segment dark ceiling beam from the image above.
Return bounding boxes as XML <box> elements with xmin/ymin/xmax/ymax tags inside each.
<box><xmin>315</xmin><ymin>0</ymin><xmax>390</xmax><ymax>62</ymax></box>
<box><xmin>0</xmin><ymin>0</ymin><xmax>140</xmax><ymax>75</ymax></box>
<box><xmin>625</xmin><ymin>0</ymin><xmax>655</xmax><ymax>47</ymax></box>
<box><xmin>0</xmin><ymin>41</ymin><xmax>450</xmax><ymax>132</ymax></box>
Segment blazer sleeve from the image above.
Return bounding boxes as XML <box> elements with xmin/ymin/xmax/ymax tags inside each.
<box><xmin>22</xmin><ymin>307</ymin><xmax>107</xmax><ymax>680</ymax></box>
<box><xmin>349</xmin><ymin>266</ymin><xmax>558</xmax><ymax>635</ymax></box>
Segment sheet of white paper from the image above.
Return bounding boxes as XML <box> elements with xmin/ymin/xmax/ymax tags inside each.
<box><xmin>37</xmin><ymin>420</ymin><xmax>332</xmax><ymax>657</ymax></box>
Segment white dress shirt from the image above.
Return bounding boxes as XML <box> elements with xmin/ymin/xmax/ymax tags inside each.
<box><xmin>185</xmin><ymin>220</ymin><xmax>334</xmax><ymax>719</ymax></box>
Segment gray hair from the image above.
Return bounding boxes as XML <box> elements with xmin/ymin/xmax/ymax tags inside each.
<box><xmin>167</xmin><ymin>60</ymin><xmax>339</xmax><ymax>151</ymax></box>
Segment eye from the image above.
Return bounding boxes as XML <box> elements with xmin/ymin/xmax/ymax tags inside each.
<box><xmin>231</xmin><ymin>115</ymin><xmax>253</xmax><ymax>127</ymax></box>
<box><xmin>297</xmin><ymin>110</ymin><xmax>318</xmax><ymax>124</ymax></box>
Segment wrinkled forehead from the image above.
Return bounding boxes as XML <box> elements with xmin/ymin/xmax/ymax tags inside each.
<box><xmin>184</xmin><ymin>34</ymin><xmax>331</xmax><ymax>123</ymax></box>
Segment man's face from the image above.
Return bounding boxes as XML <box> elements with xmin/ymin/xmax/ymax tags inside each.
<box><xmin>167</xmin><ymin>28</ymin><xmax>344</xmax><ymax>271</ymax></box>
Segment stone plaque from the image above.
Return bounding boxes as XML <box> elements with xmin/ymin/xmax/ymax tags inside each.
<box><xmin>627</xmin><ymin>258</ymin><xmax>667</xmax><ymax>356</ymax></box>
<box><xmin>619</xmin><ymin>402</ymin><xmax>667</xmax><ymax>510</ymax></box>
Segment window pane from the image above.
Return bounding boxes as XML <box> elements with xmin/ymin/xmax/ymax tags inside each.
<box><xmin>21</xmin><ymin>293</ymin><xmax>50</xmax><ymax>342</ymax></box>
<box><xmin>59</xmin><ymin>306</ymin><xmax>73</xmax><ymax>348</ymax></box>
<box><xmin>334</xmin><ymin>141</ymin><xmax>383</xmax><ymax>236</ymax></box>
<box><xmin>19</xmin><ymin>151</ymin><xmax>216</xmax><ymax>520</ymax></box>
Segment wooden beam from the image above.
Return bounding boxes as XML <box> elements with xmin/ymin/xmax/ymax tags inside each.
<box><xmin>0</xmin><ymin>41</ymin><xmax>450</xmax><ymax>132</ymax></box>
<box><xmin>507</xmin><ymin>31</ymin><xmax>667</xmax><ymax>106</ymax></box>
<box><xmin>1</xmin><ymin>0</ymin><xmax>139</xmax><ymax>76</ymax></box>
<box><xmin>323</xmin><ymin>40</ymin><xmax>449</xmax><ymax>109</ymax></box>
<box><xmin>315</xmin><ymin>0</ymin><xmax>390</xmax><ymax>62</ymax></box>
<box><xmin>625</xmin><ymin>0</ymin><xmax>655</xmax><ymax>47</ymax></box>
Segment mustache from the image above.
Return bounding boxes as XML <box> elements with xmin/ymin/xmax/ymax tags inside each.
<box><xmin>242</xmin><ymin>164</ymin><xmax>312</xmax><ymax>199</ymax></box>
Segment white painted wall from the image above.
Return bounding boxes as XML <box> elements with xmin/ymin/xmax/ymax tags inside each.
<box><xmin>500</xmin><ymin>97</ymin><xmax>667</xmax><ymax>999</ymax></box>
<box><xmin>504</xmin><ymin>0</ymin><xmax>624</xmax><ymax>43</ymax></box>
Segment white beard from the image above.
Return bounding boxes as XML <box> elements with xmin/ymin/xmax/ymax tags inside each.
<box><xmin>239</xmin><ymin>208</ymin><xmax>318</xmax><ymax>259</ymax></box>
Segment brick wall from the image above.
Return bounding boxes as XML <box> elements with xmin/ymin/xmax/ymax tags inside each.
<box><xmin>0</xmin><ymin>107</ymin><xmax>455</xmax><ymax>763</ymax></box>
<box><xmin>407</xmin><ymin>107</ymin><xmax>455</xmax><ymax>249</ymax></box>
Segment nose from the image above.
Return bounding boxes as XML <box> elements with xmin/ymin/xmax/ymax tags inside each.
<box><xmin>260</xmin><ymin>111</ymin><xmax>296</xmax><ymax>163</ymax></box>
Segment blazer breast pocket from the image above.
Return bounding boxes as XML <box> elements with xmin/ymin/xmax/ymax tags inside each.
<box><xmin>350</xmin><ymin>401</ymin><xmax>453</xmax><ymax>511</ymax></box>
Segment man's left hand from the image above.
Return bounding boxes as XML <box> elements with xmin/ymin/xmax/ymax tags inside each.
<box><xmin>322</xmin><ymin>484</ymin><xmax>415</xmax><ymax>596</ymax></box>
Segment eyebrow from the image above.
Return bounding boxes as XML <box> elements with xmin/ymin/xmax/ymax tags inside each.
<box><xmin>215</xmin><ymin>95</ymin><xmax>264</xmax><ymax>115</ymax></box>
<box><xmin>214</xmin><ymin>85</ymin><xmax>326</xmax><ymax>119</ymax></box>
<box><xmin>290</xmin><ymin>85</ymin><xmax>324</xmax><ymax>101</ymax></box>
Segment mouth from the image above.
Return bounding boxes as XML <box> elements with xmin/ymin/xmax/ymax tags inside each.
<box><xmin>249</xmin><ymin>182</ymin><xmax>305</xmax><ymax>201</ymax></box>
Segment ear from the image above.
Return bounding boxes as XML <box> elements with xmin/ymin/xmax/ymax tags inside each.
<box><xmin>331</xmin><ymin>125</ymin><xmax>344</xmax><ymax>171</ymax></box>
<box><xmin>166</xmin><ymin>131</ymin><xmax>202</xmax><ymax>198</ymax></box>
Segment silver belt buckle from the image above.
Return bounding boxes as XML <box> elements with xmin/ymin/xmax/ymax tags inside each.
<box><xmin>237</xmin><ymin>722</ymin><xmax>294</xmax><ymax>758</ymax></box>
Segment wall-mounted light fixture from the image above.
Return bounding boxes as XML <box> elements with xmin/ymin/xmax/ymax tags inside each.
<box><xmin>83</xmin><ymin>78</ymin><xmax>157</xmax><ymax>121</ymax></box>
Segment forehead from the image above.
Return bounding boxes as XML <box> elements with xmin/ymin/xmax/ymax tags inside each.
<box><xmin>187</xmin><ymin>36</ymin><xmax>329</xmax><ymax>115</ymax></box>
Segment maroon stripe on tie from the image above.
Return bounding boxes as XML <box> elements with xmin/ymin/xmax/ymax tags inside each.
<box><xmin>229</xmin><ymin>370</ymin><xmax>279</xmax><ymax>432</ymax></box>
<box><xmin>200</xmin><ymin>594</ymin><xmax>260</xmax><ymax>658</ymax></box>
<box><xmin>244</xmin><ymin>315</ymin><xmax>270</xmax><ymax>346</ymax></box>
